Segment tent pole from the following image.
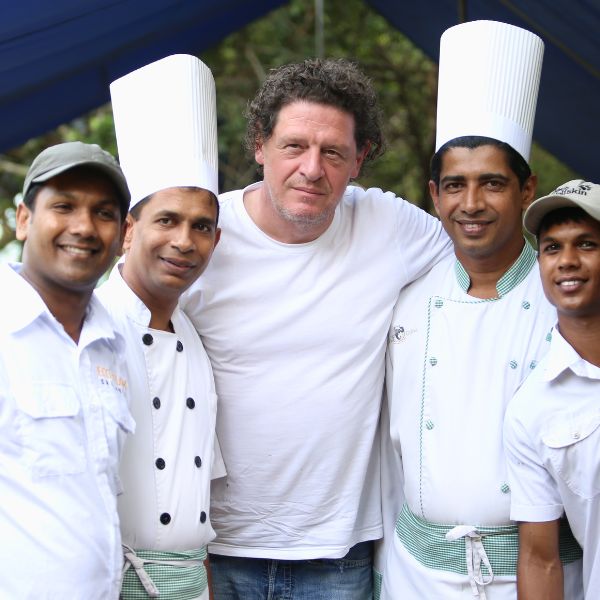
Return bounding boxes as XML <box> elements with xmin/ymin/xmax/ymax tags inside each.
<box><xmin>458</xmin><ymin>0</ymin><xmax>468</xmax><ymax>22</ymax></box>
<box><xmin>315</xmin><ymin>0</ymin><xmax>325</xmax><ymax>57</ymax></box>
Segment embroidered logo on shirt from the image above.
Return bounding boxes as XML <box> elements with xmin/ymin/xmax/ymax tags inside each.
<box><xmin>96</xmin><ymin>366</ymin><xmax>128</xmax><ymax>394</ymax></box>
<box><xmin>390</xmin><ymin>325</ymin><xmax>417</xmax><ymax>344</ymax></box>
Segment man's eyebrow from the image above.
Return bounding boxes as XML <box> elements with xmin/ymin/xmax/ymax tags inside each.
<box><xmin>440</xmin><ymin>174</ymin><xmax>465</xmax><ymax>185</ymax></box>
<box><xmin>478</xmin><ymin>173</ymin><xmax>509</xmax><ymax>182</ymax></box>
<box><xmin>95</xmin><ymin>197</ymin><xmax>120</xmax><ymax>206</ymax></box>
<box><xmin>154</xmin><ymin>210</ymin><xmax>179</xmax><ymax>218</ymax></box>
<box><xmin>193</xmin><ymin>216</ymin><xmax>217</xmax><ymax>226</ymax></box>
<box><xmin>153</xmin><ymin>211</ymin><xmax>217</xmax><ymax>226</ymax></box>
<box><xmin>538</xmin><ymin>234</ymin><xmax>557</xmax><ymax>244</ymax></box>
<box><xmin>278</xmin><ymin>134</ymin><xmax>302</xmax><ymax>144</ymax></box>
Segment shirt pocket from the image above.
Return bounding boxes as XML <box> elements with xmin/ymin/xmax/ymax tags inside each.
<box><xmin>14</xmin><ymin>384</ymin><xmax>86</xmax><ymax>478</ymax></box>
<box><xmin>543</xmin><ymin>412</ymin><xmax>600</xmax><ymax>499</ymax></box>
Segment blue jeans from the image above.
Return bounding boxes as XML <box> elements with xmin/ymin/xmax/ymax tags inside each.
<box><xmin>210</xmin><ymin>541</ymin><xmax>374</xmax><ymax>600</ymax></box>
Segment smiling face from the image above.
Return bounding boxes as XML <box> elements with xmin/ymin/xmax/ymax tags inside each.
<box><xmin>538</xmin><ymin>215</ymin><xmax>600</xmax><ymax>320</ymax></box>
<box><xmin>121</xmin><ymin>187</ymin><xmax>220</xmax><ymax>311</ymax></box>
<box><xmin>430</xmin><ymin>145</ymin><xmax>536</xmax><ymax>271</ymax></box>
<box><xmin>16</xmin><ymin>167</ymin><xmax>125</xmax><ymax>302</ymax></box>
<box><xmin>254</xmin><ymin>100</ymin><xmax>367</xmax><ymax>242</ymax></box>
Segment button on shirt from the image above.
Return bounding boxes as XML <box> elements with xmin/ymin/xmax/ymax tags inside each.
<box><xmin>0</xmin><ymin>263</ymin><xmax>134</xmax><ymax>600</ymax></box>
<box><xmin>97</xmin><ymin>264</ymin><xmax>224</xmax><ymax>552</ymax></box>
<box><xmin>504</xmin><ymin>326</ymin><xmax>600</xmax><ymax>597</ymax></box>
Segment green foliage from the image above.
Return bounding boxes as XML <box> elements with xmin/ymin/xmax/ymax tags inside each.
<box><xmin>530</xmin><ymin>143</ymin><xmax>582</xmax><ymax>197</ymax></box>
<box><xmin>0</xmin><ymin>0</ymin><xmax>578</xmax><ymax>255</ymax></box>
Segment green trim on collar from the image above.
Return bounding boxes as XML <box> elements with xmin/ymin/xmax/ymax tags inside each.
<box><xmin>455</xmin><ymin>241</ymin><xmax>537</xmax><ymax>297</ymax></box>
<box><xmin>454</xmin><ymin>260</ymin><xmax>471</xmax><ymax>293</ymax></box>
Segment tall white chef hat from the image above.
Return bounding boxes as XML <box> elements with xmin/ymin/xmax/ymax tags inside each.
<box><xmin>110</xmin><ymin>54</ymin><xmax>218</xmax><ymax>208</ymax></box>
<box><xmin>435</xmin><ymin>20</ymin><xmax>544</xmax><ymax>162</ymax></box>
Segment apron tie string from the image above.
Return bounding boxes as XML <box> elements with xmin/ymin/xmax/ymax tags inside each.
<box><xmin>446</xmin><ymin>525</ymin><xmax>494</xmax><ymax>599</ymax></box>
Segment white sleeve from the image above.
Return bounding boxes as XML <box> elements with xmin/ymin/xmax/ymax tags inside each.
<box><xmin>391</xmin><ymin>194</ymin><xmax>452</xmax><ymax>285</ymax></box>
<box><xmin>503</xmin><ymin>401</ymin><xmax>564</xmax><ymax>523</ymax></box>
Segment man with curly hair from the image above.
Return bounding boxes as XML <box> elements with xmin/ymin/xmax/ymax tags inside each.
<box><xmin>182</xmin><ymin>58</ymin><xmax>450</xmax><ymax>599</ymax></box>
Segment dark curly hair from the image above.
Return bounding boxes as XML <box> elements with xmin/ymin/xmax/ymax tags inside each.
<box><xmin>245</xmin><ymin>58</ymin><xmax>385</xmax><ymax>172</ymax></box>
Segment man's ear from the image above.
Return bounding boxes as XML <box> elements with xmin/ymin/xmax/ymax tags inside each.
<box><xmin>521</xmin><ymin>174</ymin><xmax>538</xmax><ymax>211</ymax></box>
<box><xmin>122</xmin><ymin>213</ymin><xmax>136</xmax><ymax>252</ymax></box>
<box><xmin>254</xmin><ymin>138</ymin><xmax>265</xmax><ymax>166</ymax></box>
<box><xmin>429</xmin><ymin>180</ymin><xmax>441</xmax><ymax>218</ymax></box>
<box><xmin>15</xmin><ymin>202</ymin><xmax>32</xmax><ymax>242</ymax></box>
<box><xmin>350</xmin><ymin>143</ymin><xmax>370</xmax><ymax>179</ymax></box>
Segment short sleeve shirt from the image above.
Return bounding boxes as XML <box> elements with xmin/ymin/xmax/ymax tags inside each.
<box><xmin>0</xmin><ymin>263</ymin><xmax>133</xmax><ymax>599</ymax></box>
<box><xmin>504</xmin><ymin>326</ymin><xmax>600</xmax><ymax>596</ymax></box>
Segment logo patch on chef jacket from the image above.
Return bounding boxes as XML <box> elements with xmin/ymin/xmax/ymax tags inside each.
<box><xmin>96</xmin><ymin>365</ymin><xmax>128</xmax><ymax>394</ymax></box>
<box><xmin>390</xmin><ymin>325</ymin><xmax>417</xmax><ymax>344</ymax></box>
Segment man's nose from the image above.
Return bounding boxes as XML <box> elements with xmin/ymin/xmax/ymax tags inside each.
<box><xmin>299</xmin><ymin>147</ymin><xmax>324</xmax><ymax>182</ymax></box>
<box><xmin>461</xmin><ymin>185</ymin><xmax>484</xmax><ymax>213</ymax></box>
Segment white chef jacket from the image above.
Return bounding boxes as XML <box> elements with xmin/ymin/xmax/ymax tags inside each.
<box><xmin>0</xmin><ymin>262</ymin><xmax>134</xmax><ymax>600</ymax></box>
<box><xmin>97</xmin><ymin>263</ymin><xmax>224</xmax><ymax>552</ymax></box>
<box><xmin>381</xmin><ymin>242</ymin><xmax>579</xmax><ymax>599</ymax></box>
<box><xmin>505</xmin><ymin>326</ymin><xmax>600</xmax><ymax>597</ymax></box>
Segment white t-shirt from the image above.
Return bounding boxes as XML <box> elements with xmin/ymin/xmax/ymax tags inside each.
<box><xmin>181</xmin><ymin>182</ymin><xmax>451</xmax><ymax>559</ymax></box>
<box><xmin>98</xmin><ymin>264</ymin><xmax>225</xmax><ymax>552</ymax></box>
<box><xmin>381</xmin><ymin>245</ymin><xmax>568</xmax><ymax>598</ymax></box>
<box><xmin>504</xmin><ymin>326</ymin><xmax>600</xmax><ymax>597</ymax></box>
<box><xmin>0</xmin><ymin>263</ymin><xmax>134</xmax><ymax>600</ymax></box>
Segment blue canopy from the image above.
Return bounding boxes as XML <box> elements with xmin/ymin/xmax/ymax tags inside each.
<box><xmin>1</xmin><ymin>0</ymin><xmax>598</xmax><ymax>179</ymax></box>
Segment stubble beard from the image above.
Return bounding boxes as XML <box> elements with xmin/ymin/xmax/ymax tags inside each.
<box><xmin>267</xmin><ymin>181</ymin><xmax>336</xmax><ymax>233</ymax></box>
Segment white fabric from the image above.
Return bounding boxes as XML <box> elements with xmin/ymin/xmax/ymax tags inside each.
<box><xmin>97</xmin><ymin>264</ymin><xmax>224</xmax><ymax>552</ymax></box>
<box><xmin>436</xmin><ymin>20</ymin><xmax>544</xmax><ymax>161</ymax></box>
<box><xmin>0</xmin><ymin>262</ymin><xmax>134</xmax><ymax>600</ymax></box>
<box><xmin>381</xmin><ymin>252</ymin><xmax>565</xmax><ymax>598</ymax></box>
<box><xmin>110</xmin><ymin>54</ymin><xmax>219</xmax><ymax>206</ymax></box>
<box><xmin>504</xmin><ymin>326</ymin><xmax>600</xmax><ymax>597</ymax></box>
<box><xmin>181</xmin><ymin>182</ymin><xmax>451</xmax><ymax>560</ymax></box>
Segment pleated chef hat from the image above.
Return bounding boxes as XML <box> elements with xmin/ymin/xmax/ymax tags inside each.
<box><xmin>435</xmin><ymin>20</ymin><xmax>544</xmax><ymax>162</ymax></box>
<box><xmin>110</xmin><ymin>54</ymin><xmax>218</xmax><ymax>208</ymax></box>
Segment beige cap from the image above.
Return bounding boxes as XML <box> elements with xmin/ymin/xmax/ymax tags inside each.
<box><xmin>436</xmin><ymin>20</ymin><xmax>544</xmax><ymax>162</ymax></box>
<box><xmin>524</xmin><ymin>179</ymin><xmax>600</xmax><ymax>235</ymax></box>
<box><xmin>110</xmin><ymin>54</ymin><xmax>218</xmax><ymax>208</ymax></box>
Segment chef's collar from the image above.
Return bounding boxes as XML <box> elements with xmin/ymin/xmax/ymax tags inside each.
<box><xmin>454</xmin><ymin>240</ymin><xmax>536</xmax><ymax>297</ymax></box>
